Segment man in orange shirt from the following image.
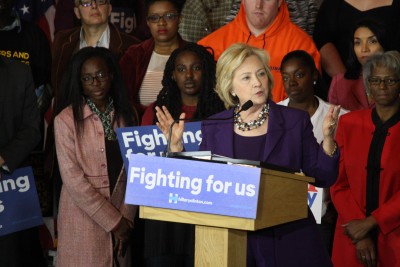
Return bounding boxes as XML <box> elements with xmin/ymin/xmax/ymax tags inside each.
<box><xmin>198</xmin><ymin>0</ymin><xmax>320</xmax><ymax>103</ymax></box>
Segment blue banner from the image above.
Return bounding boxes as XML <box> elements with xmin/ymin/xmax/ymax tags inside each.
<box><xmin>116</xmin><ymin>122</ymin><xmax>202</xmax><ymax>170</ymax></box>
<box><xmin>126</xmin><ymin>154</ymin><xmax>261</xmax><ymax>219</ymax></box>
<box><xmin>0</xmin><ymin>167</ymin><xmax>43</xmax><ymax>236</ymax></box>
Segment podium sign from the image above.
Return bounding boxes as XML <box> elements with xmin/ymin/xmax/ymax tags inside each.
<box><xmin>0</xmin><ymin>167</ymin><xmax>43</xmax><ymax>236</ymax></box>
<box><xmin>126</xmin><ymin>154</ymin><xmax>261</xmax><ymax>219</ymax></box>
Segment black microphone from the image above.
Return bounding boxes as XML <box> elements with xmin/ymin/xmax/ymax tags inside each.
<box><xmin>165</xmin><ymin>100</ymin><xmax>253</xmax><ymax>156</ymax></box>
<box><xmin>204</xmin><ymin>100</ymin><xmax>254</xmax><ymax>121</ymax></box>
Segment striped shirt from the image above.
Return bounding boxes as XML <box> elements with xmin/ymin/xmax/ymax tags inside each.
<box><xmin>139</xmin><ymin>51</ymin><xmax>169</xmax><ymax>107</ymax></box>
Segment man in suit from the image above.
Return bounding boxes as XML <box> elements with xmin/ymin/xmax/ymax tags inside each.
<box><xmin>0</xmin><ymin>56</ymin><xmax>45</xmax><ymax>266</ymax></box>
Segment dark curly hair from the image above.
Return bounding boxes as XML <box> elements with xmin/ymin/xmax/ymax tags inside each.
<box><xmin>146</xmin><ymin>0</ymin><xmax>184</xmax><ymax>14</ymax></box>
<box><xmin>54</xmin><ymin>47</ymin><xmax>138</xmax><ymax>135</ymax></box>
<box><xmin>152</xmin><ymin>43</ymin><xmax>225</xmax><ymax>123</ymax></box>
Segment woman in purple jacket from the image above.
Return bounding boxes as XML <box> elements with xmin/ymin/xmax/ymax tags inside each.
<box><xmin>156</xmin><ymin>43</ymin><xmax>341</xmax><ymax>267</ymax></box>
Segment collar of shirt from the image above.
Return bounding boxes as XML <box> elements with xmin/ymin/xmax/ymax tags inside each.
<box><xmin>0</xmin><ymin>10</ymin><xmax>22</xmax><ymax>33</ymax></box>
<box><xmin>79</xmin><ymin>24</ymin><xmax>110</xmax><ymax>49</ymax></box>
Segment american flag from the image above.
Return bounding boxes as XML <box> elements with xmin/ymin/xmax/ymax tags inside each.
<box><xmin>15</xmin><ymin>0</ymin><xmax>56</xmax><ymax>43</ymax></box>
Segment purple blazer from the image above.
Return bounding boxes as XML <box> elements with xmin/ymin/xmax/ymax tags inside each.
<box><xmin>200</xmin><ymin>100</ymin><xmax>338</xmax><ymax>267</ymax></box>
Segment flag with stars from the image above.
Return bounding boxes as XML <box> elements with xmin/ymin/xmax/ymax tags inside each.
<box><xmin>15</xmin><ymin>0</ymin><xmax>56</xmax><ymax>43</ymax></box>
<box><xmin>16</xmin><ymin>0</ymin><xmax>52</xmax><ymax>21</ymax></box>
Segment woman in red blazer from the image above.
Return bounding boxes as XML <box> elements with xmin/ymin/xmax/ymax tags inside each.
<box><xmin>331</xmin><ymin>50</ymin><xmax>400</xmax><ymax>267</ymax></box>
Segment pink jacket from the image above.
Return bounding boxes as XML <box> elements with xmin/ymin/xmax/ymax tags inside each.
<box><xmin>54</xmin><ymin>104</ymin><xmax>137</xmax><ymax>267</ymax></box>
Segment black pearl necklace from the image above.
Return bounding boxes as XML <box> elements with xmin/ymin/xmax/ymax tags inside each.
<box><xmin>234</xmin><ymin>103</ymin><xmax>269</xmax><ymax>131</ymax></box>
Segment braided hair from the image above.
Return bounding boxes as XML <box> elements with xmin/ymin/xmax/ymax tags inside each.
<box><xmin>153</xmin><ymin>43</ymin><xmax>225</xmax><ymax>123</ymax></box>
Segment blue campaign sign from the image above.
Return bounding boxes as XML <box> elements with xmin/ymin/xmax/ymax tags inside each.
<box><xmin>110</xmin><ymin>7</ymin><xmax>136</xmax><ymax>34</ymax></box>
<box><xmin>116</xmin><ymin>122</ymin><xmax>202</xmax><ymax>169</ymax></box>
<box><xmin>0</xmin><ymin>167</ymin><xmax>43</xmax><ymax>236</ymax></box>
<box><xmin>126</xmin><ymin>154</ymin><xmax>261</xmax><ymax>219</ymax></box>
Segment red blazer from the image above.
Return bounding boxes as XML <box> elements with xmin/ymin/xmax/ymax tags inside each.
<box><xmin>331</xmin><ymin>109</ymin><xmax>400</xmax><ymax>267</ymax></box>
<box><xmin>328</xmin><ymin>73</ymin><xmax>374</xmax><ymax>111</ymax></box>
<box><xmin>119</xmin><ymin>36</ymin><xmax>187</xmax><ymax>116</ymax></box>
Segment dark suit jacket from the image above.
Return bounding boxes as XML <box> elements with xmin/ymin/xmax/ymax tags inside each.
<box><xmin>0</xmin><ymin>57</ymin><xmax>40</xmax><ymax>172</ymax></box>
<box><xmin>199</xmin><ymin>100</ymin><xmax>338</xmax><ymax>266</ymax></box>
<box><xmin>51</xmin><ymin>23</ymin><xmax>140</xmax><ymax>101</ymax></box>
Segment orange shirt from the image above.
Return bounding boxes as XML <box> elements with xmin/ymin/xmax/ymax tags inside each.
<box><xmin>198</xmin><ymin>2</ymin><xmax>320</xmax><ymax>103</ymax></box>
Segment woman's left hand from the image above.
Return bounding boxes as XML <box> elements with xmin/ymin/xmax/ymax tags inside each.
<box><xmin>356</xmin><ymin>237</ymin><xmax>377</xmax><ymax>267</ymax></box>
<box><xmin>343</xmin><ymin>216</ymin><xmax>377</xmax><ymax>243</ymax></box>
<box><xmin>322</xmin><ymin>105</ymin><xmax>341</xmax><ymax>139</ymax></box>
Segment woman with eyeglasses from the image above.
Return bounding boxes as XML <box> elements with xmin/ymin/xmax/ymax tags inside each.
<box><xmin>53</xmin><ymin>47</ymin><xmax>139</xmax><ymax>267</ymax></box>
<box><xmin>331</xmin><ymin>50</ymin><xmax>400</xmax><ymax>267</ymax></box>
<box><xmin>120</xmin><ymin>0</ymin><xmax>187</xmax><ymax>118</ymax></box>
<box><xmin>328</xmin><ymin>19</ymin><xmax>391</xmax><ymax>111</ymax></box>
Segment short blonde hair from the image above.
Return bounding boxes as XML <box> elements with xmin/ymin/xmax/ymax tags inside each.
<box><xmin>216</xmin><ymin>43</ymin><xmax>273</xmax><ymax>108</ymax></box>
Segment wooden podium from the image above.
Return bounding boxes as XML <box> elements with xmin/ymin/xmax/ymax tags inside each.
<box><xmin>139</xmin><ymin>166</ymin><xmax>314</xmax><ymax>267</ymax></box>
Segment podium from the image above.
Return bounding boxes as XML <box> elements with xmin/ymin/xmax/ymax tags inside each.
<box><xmin>128</xmin><ymin>154</ymin><xmax>314</xmax><ymax>267</ymax></box>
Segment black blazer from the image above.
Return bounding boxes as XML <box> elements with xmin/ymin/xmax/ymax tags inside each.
<box><xmin>0</xmin><ymin>57</ymin><xmax>40</xmax><ymax>172</ymax></box>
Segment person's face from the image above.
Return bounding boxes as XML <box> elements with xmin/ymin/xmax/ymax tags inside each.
<box><xmin>74</xmin><ymin>0</ymin><xmax>112</xmax><ymax>27</ymax></box>
<box><xmin>172</xmin><ymin>51</ymin><xmax>203</xmax><ymax>99</ymax></box>
<box><xmin>232</xmin><ymin>55</ymin><xmax>269</xmax><ymax>107</ymax></box>
<box><xmin>81</xmin><ymin>56</ymin><xmax>113</xmax><ymax>107</ymax></box>
<box><xmin>281</xmin><ymin>58</ymin><xmax>318</xmax><ymax>103</ymax></box>
<box><xmin>354</xmin><ymin>27</ymin><xmax>384</xmax><ymax>65</ymax></box>
<box><xmin>147</xmin><ymin>1</ymin><xmax>180</xmax><ymax>44</ymax></box>
<box><xmin>243</xmin><ymin>0</ymin><xmax>282</xmax><ymax>32</ymax></box>
<box><xmin>368</xmin><ymin>66</ymin><xmax>400</xmax><ymax>107</ymax></box>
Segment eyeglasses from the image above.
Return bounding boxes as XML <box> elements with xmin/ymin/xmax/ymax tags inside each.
<box><xmin>146</xmin><ymin>13</ymin><xmax>179</xmax><ymax>23</ymax></box>
<box><xmin>367</xmin><ymin>77</ymin><xmax>400</xmax><ymax>87</ymax></box>
<box><xmin>79</xmin><ymin>0</ymin><xmax>109</xmax><ymax>7</ymax></box>
<box><xmin>81</xmin><ymin>71</ymin><xmax>110</xmax><ymax>85</ymax></box>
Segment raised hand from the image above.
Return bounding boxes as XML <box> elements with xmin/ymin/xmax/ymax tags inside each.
<box><xmin>322</xmin><ymin>105</ymin><xmax>341</xmax><ymax>139</ymax></box>
<box><xmin>155</xmin><ymin>106</ymin><xmax>185</xmax><ymax>152</ymax></box>
<box><xmin>321</xmin><ymin>105</ymin><xmax>341</xmax><ymax>156</ymax></box>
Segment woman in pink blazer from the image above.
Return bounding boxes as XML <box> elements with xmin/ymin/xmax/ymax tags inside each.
<box><xmin>54</xmin><ymin>47</ymin><xmax>138</xmax><ymax>267</ymax></box>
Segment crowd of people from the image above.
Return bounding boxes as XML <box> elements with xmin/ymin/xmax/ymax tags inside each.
<box><xmin>1</xmin><ymin>0</ymin><xmax>399</xmax><ymax>267</ymax></box>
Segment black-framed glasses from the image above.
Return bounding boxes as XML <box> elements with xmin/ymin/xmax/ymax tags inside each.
<box><xmin>367</xmin><ymin>77</ymin><xmax>400</xmax><ymax>87</ymax></box>
<box><xmin>79</xmin><ymin>0</ymin><xmax>109</xmax><ymax>7</ymax></box>
<box><xmin>146</xmin><ymin>13</ymin><xmax>179</xmax><ymax>23</ymax></box>
<box><xmin>81</xmin><ymin>71</ymin><xmax>110</xmax><ymax>85</ymax></box>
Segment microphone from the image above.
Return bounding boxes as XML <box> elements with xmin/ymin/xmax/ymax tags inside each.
<box><xmin>165</xmin><ymin>100</ymin><xmax>253</xmax><ymax>156</ymax></box>
<box><xmin>203</xmin><ymin>99</ymin><xmax>254</xmax><ymax>122</ymax></box>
